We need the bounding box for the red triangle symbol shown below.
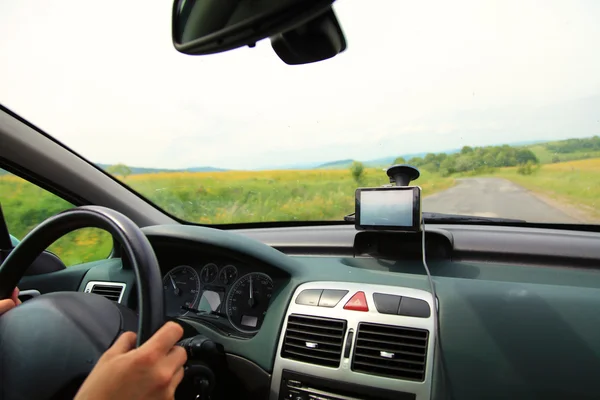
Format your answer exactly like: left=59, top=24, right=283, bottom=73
left=344, top=291, right=369, bottom=312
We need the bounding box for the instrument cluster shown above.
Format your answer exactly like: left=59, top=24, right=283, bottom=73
left=162, top=260, right=274, bottom=334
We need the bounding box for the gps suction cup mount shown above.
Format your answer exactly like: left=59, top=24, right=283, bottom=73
left=386, top=164, right=420, bottom=187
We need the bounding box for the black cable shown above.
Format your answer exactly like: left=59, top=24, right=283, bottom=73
left=421, top=219, right=453, bottom=400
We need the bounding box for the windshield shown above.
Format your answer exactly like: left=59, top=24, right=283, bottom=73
left=1, top=0, right=599, bottom=225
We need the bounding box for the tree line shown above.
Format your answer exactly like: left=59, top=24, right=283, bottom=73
left=546, top=136, right=600, bottom=154
left=393, top=145, right=539, bottom=177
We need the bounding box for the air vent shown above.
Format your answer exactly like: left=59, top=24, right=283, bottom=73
left=281, top=314, right=347, bottom=368
left=85, top=282, right=126, bottom=303
left=352, top=322, right=428, bottom=381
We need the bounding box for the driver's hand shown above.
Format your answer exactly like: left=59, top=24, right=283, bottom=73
left=75, top=321, right=188, bottom=400
left=0, top=287, right=21, bottom=315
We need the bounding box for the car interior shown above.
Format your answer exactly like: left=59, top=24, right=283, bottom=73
left=1, top=0, right=600, bottom=400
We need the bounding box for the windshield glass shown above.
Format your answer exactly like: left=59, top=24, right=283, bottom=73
left=1, top=0, right=599, bottom=225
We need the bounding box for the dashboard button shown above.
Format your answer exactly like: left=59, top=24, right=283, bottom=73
left=398, top=296, right=431, bottom=318
left=295, top=289, right=323, bottom=306
left=343, top=291, right=369, bottom=312
left=318, top=289, right=348, bottom=307
left=373, top=293, right=401, bottom=315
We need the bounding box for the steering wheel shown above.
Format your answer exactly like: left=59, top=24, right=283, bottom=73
left=0, top=206, right=164, bottom=400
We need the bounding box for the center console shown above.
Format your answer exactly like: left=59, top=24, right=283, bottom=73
left=270, top=282, right=436, bottom=400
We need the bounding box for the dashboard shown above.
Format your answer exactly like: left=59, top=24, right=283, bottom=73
left=19, top=222, right=600, bottom=400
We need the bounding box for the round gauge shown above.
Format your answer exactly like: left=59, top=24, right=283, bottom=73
left=219, top=265, right=238, bottom=285
left=200, top=263, right=218, bottom=284
left=226, top=272, right=273, bottom=333
left=162, top=265, right=200, bottom=316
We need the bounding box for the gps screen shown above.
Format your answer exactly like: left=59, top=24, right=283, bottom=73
left=356, top=187, right=420, bottom=231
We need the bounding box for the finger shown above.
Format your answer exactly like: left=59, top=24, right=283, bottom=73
left=0, top=299, right=16, bottom=315
left=11, top=288, right=21, bottom=305
left=167, top=366, right=185, bottom=397
left=140, top=322, right=184, bottom=355
left=164, top=345, right=188, bottom=373
left=105, top=331, right=137, bottom=356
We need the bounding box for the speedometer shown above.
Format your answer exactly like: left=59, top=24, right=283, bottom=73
left=163, top=265, right=201, bottom=316
left=226, top=272, right=273, bottom=333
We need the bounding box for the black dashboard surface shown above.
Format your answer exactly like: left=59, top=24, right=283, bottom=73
left=233, top=223, right=600, bottom=267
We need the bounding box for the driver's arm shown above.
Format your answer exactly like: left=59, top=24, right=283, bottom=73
left=0, top=287, right=21, bottom=315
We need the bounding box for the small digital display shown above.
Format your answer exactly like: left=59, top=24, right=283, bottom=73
left=197, top=289, right=224, bottom=313
left=355, top=186, right=421, bottom=231
left=241, top=315, right=258, bottom=328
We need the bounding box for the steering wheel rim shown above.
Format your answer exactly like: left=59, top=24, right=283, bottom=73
left=0, top=205, right=163, bottom=345
left=0, top=206, right=165, bottom=400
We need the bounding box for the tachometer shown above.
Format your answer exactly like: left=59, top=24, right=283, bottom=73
left=226, top=272, right=273, bottom=333
left=163, top=265, right=201, bottom=316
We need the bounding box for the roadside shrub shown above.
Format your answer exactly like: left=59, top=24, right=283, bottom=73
left=350, top=161, right=365, bottom=183
left=517, top=160, right=538, bottom=175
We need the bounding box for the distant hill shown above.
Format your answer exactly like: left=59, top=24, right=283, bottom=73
left=184, top=166, right=228, bottom=173
left=507, top=140, right=549, bottom=147
left=266, top=162, right=325, bottom=170
left=315, top=159, right=355, bottom=169
left=315, top=155, right=433, bottom=169
left=96, top=163, right=227, bottom=175
left=96, top=164, right=172, bottom=175
left=314, top=150, right=461, bottom=170
left=362, top=157, right=396, bottom=167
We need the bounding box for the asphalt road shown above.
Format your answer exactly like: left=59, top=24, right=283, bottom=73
left=423, top=177, right=577, bottom=223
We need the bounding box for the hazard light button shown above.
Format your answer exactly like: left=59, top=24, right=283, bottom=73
left=343, top=291, right=369, bottom=312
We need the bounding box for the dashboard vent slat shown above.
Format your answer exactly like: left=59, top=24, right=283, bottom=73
left=352, top=322, right=428, bottom=381
left=88, top=283, right=125, bottom=303
left=281, top=314, right=347, bottom=368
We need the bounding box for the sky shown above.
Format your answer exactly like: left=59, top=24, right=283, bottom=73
left=1, top=0, right=599, bottom=170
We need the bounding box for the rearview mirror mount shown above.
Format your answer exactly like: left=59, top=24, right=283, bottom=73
left=270, top=8, right=346, bottom=65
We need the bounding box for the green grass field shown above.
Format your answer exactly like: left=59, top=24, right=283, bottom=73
left=125, top=168, right=454, bottom=223
left=527, top=144, right=600, bottom=164
left=0, top=174, right=113, bottom=266
left=494, top=158, right=600, bottom=219
left=1, top=168, right=454, bottom=266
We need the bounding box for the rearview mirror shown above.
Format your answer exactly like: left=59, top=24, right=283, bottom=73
left=172, top=0, right=345, bottom=63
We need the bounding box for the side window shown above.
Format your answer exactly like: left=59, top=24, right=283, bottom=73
left=0, top=169, right=112, bottom=266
